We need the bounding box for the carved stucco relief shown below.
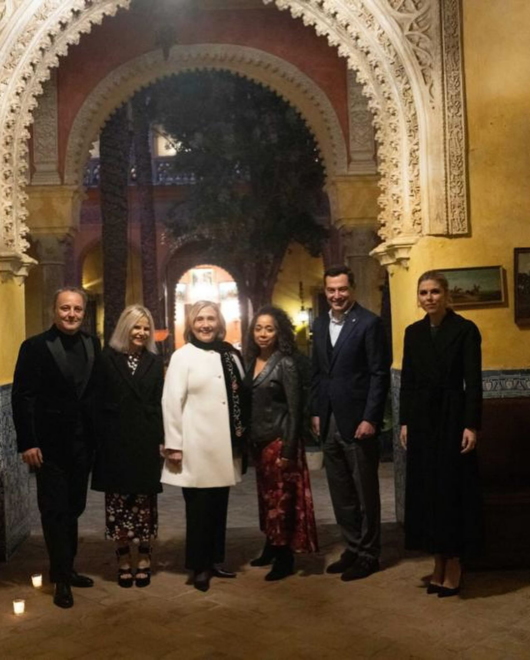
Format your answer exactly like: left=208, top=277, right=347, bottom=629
left=347, top=71, right=377, bottom=174
left=63, top=45, right=349, bottom=189
left=31, top=70, right=60, bottom=185
left=0, top=0, right=468, bottom=275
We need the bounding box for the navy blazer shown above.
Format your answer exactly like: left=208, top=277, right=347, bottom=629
left=311, top=303, right=390, bottom=441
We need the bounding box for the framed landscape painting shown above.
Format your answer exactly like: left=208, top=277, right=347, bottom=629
left=440, top=266, right=505, bottom=307
left=514, top=248, right=530, bottom=324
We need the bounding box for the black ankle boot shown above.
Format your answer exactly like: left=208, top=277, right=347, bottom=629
left=250, top=539, right=276, bottom=567
left=265, top=546, right=294, bottom=581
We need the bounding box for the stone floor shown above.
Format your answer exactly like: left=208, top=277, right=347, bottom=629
left=1, top=464, right=530, bottom=659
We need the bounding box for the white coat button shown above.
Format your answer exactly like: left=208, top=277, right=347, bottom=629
left=222, top=401, right=226, bottom=405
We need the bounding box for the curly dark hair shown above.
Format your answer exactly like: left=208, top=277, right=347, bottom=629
left=246, top=305, right=296, bottom=361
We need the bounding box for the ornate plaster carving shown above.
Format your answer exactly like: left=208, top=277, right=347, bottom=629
left=64, top=45, right=349, bottom=189
left=0, top=0, right=468, bottom=273
left=346, top=71, right=377, bottom=175
left=31, top=70, right=60, bottom=185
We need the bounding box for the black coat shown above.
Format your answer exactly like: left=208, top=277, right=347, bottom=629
left=311, top=303, right=390, bottom=441
left=400, top=309, right=483, bottom=557
left=12, top=325, right=100, bottom=458
left=91, top=347, right=164, bottom=495
left=246, top=352, right=301, bottom=460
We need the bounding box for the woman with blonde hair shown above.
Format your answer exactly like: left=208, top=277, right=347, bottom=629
left=92, top=305, right=164, bottom=588
left=400, top=271, right=483, bottom=597
left=162, top=301, right=249, bottom=592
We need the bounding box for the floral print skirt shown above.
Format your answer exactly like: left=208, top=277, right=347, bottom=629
left=105, top=493, right=158, bottom=544
left=253, top=438, right=318, bottom=553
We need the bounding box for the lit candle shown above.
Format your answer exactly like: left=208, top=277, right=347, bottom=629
left=31, top=573, right=42, bottom=588
left=13, top=599, right=25, bottom=615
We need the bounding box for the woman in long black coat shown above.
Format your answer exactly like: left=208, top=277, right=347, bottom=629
left=399, top=270, right=483, bottom=598
left=92, top=305, right=164, bottom=588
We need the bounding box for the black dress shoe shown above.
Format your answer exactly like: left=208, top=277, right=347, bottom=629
left=211, top=566, right=236, bottom=579
left=70, top=571, right=94, bottom=588
left=326, top=551, right=357, bottom=574
left=193, top=570, right=210, bottom=592
left=54, top=582, right=74, bottom=609
left=341, top=557, right=379, bottom=582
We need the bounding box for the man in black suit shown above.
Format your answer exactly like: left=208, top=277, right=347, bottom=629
left=311, top=265, right=390, bottom=580
left=12, top=287, right=100, bottom=608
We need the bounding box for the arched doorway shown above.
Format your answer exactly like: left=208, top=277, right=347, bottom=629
left=173, top=264, right=241, bottom=350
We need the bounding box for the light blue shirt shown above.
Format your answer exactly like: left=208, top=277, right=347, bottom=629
left=328, top=305, right=353, bottom=347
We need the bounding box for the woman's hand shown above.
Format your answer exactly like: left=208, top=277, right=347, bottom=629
left=399, top=425, right=408, bottom=450
left=461, top=428, right=477, bottom=454
left=277, top=457, right=292, bottom=469
left=165, top=449, right=183, bottom=465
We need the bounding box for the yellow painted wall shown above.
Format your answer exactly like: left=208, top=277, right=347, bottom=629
left=82, top=242, right=143, bottom=342
left=273, top=242, right=324, bottom=352
left=0, top=280, right=26, bottom=385
left=390, top=0, right=530, bottom=370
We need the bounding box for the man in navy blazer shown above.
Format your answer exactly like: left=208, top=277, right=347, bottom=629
left=311, top=265, right=390, bottom=580
left=12, top=287, right=100, bottom=608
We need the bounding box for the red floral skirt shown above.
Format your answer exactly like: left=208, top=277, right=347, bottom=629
left=253, top=438, right=318, bottom=553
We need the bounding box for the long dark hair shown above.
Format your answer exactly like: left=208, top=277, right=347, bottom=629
left=246, top=305, right=296, bottom=361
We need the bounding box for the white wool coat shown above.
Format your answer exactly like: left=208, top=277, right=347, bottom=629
left=161, top=343, right=243, bottom=488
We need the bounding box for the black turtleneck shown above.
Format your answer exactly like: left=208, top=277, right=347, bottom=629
left=57, top=329, right=87, bottom=393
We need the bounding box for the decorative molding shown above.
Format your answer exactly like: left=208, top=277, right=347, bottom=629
left=0, top=0, right=132, bottom=257
left=441, top=0, right=468, bottom=236
left=482, top=370, right=530, bottom=399
left=370, top=234, right=420, bottom=267
left=0, top=250, right=36, bottom=284
left=346, top=71, right=377, bottom=174
left=64, top=45, right=349, bottom=190
left=31, top=70, right=61, bottom=185
left=0, top=0, right=468, bottom=270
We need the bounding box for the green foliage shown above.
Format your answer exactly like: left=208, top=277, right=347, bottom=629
left=148, top=71, right=328, bottom=300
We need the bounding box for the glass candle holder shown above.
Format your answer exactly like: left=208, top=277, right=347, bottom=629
left=13, top=599, right=25, bottom=615
left=31, top=573, right=42, bottom=588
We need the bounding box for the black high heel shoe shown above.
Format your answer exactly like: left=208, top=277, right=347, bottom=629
left=438, top=584, right=461, bottom=598
left=135, top=545, right=151, bottom=588
left=116, top=546, right=134, bottom=589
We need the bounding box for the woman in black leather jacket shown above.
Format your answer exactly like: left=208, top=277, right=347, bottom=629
left=245, top=306, right=318, bottom=580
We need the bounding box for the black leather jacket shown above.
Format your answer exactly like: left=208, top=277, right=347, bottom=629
left=246, top=352, right=301, bottom=460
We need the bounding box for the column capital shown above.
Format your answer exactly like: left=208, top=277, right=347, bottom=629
left=370, top=234, right=420, bottom=267
left=325, top=174, right=380, bottom=228
left=0, top=251, right=37, bottom=285
left=26, top=185, right=84, bottom=236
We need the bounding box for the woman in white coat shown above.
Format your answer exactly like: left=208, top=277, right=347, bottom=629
left=162, top=301, right=249, bottom=592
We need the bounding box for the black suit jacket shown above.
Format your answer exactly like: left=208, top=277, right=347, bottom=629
left=311, top=303, right=390, bottom=441
left=91, top=347, right=164, bottom=494
left=11, top=325, right=101, bottom=456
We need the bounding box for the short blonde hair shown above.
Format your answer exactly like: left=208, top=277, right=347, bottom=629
left=109, top=305, right=157, bottom=354
left=184, top=300, right=226, bottom=343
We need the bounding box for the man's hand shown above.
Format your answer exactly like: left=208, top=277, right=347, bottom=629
left=22, top=447, right=43, bottom=468
left=399, top=425, right=408, bottom=450
left=461, top=428, right=477, bottom=454
left=311, top=416, right=320, bottom=436
left=165, top=449, right=183, bottom=465
left=354, top=420, right=376, bottom=440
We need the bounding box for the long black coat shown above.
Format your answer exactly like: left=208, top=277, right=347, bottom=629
left=91, top=347, right=164, bottom=495
left=400, top=309, right=483, bottom=557
left=12, top=325, right=100, bottom=459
